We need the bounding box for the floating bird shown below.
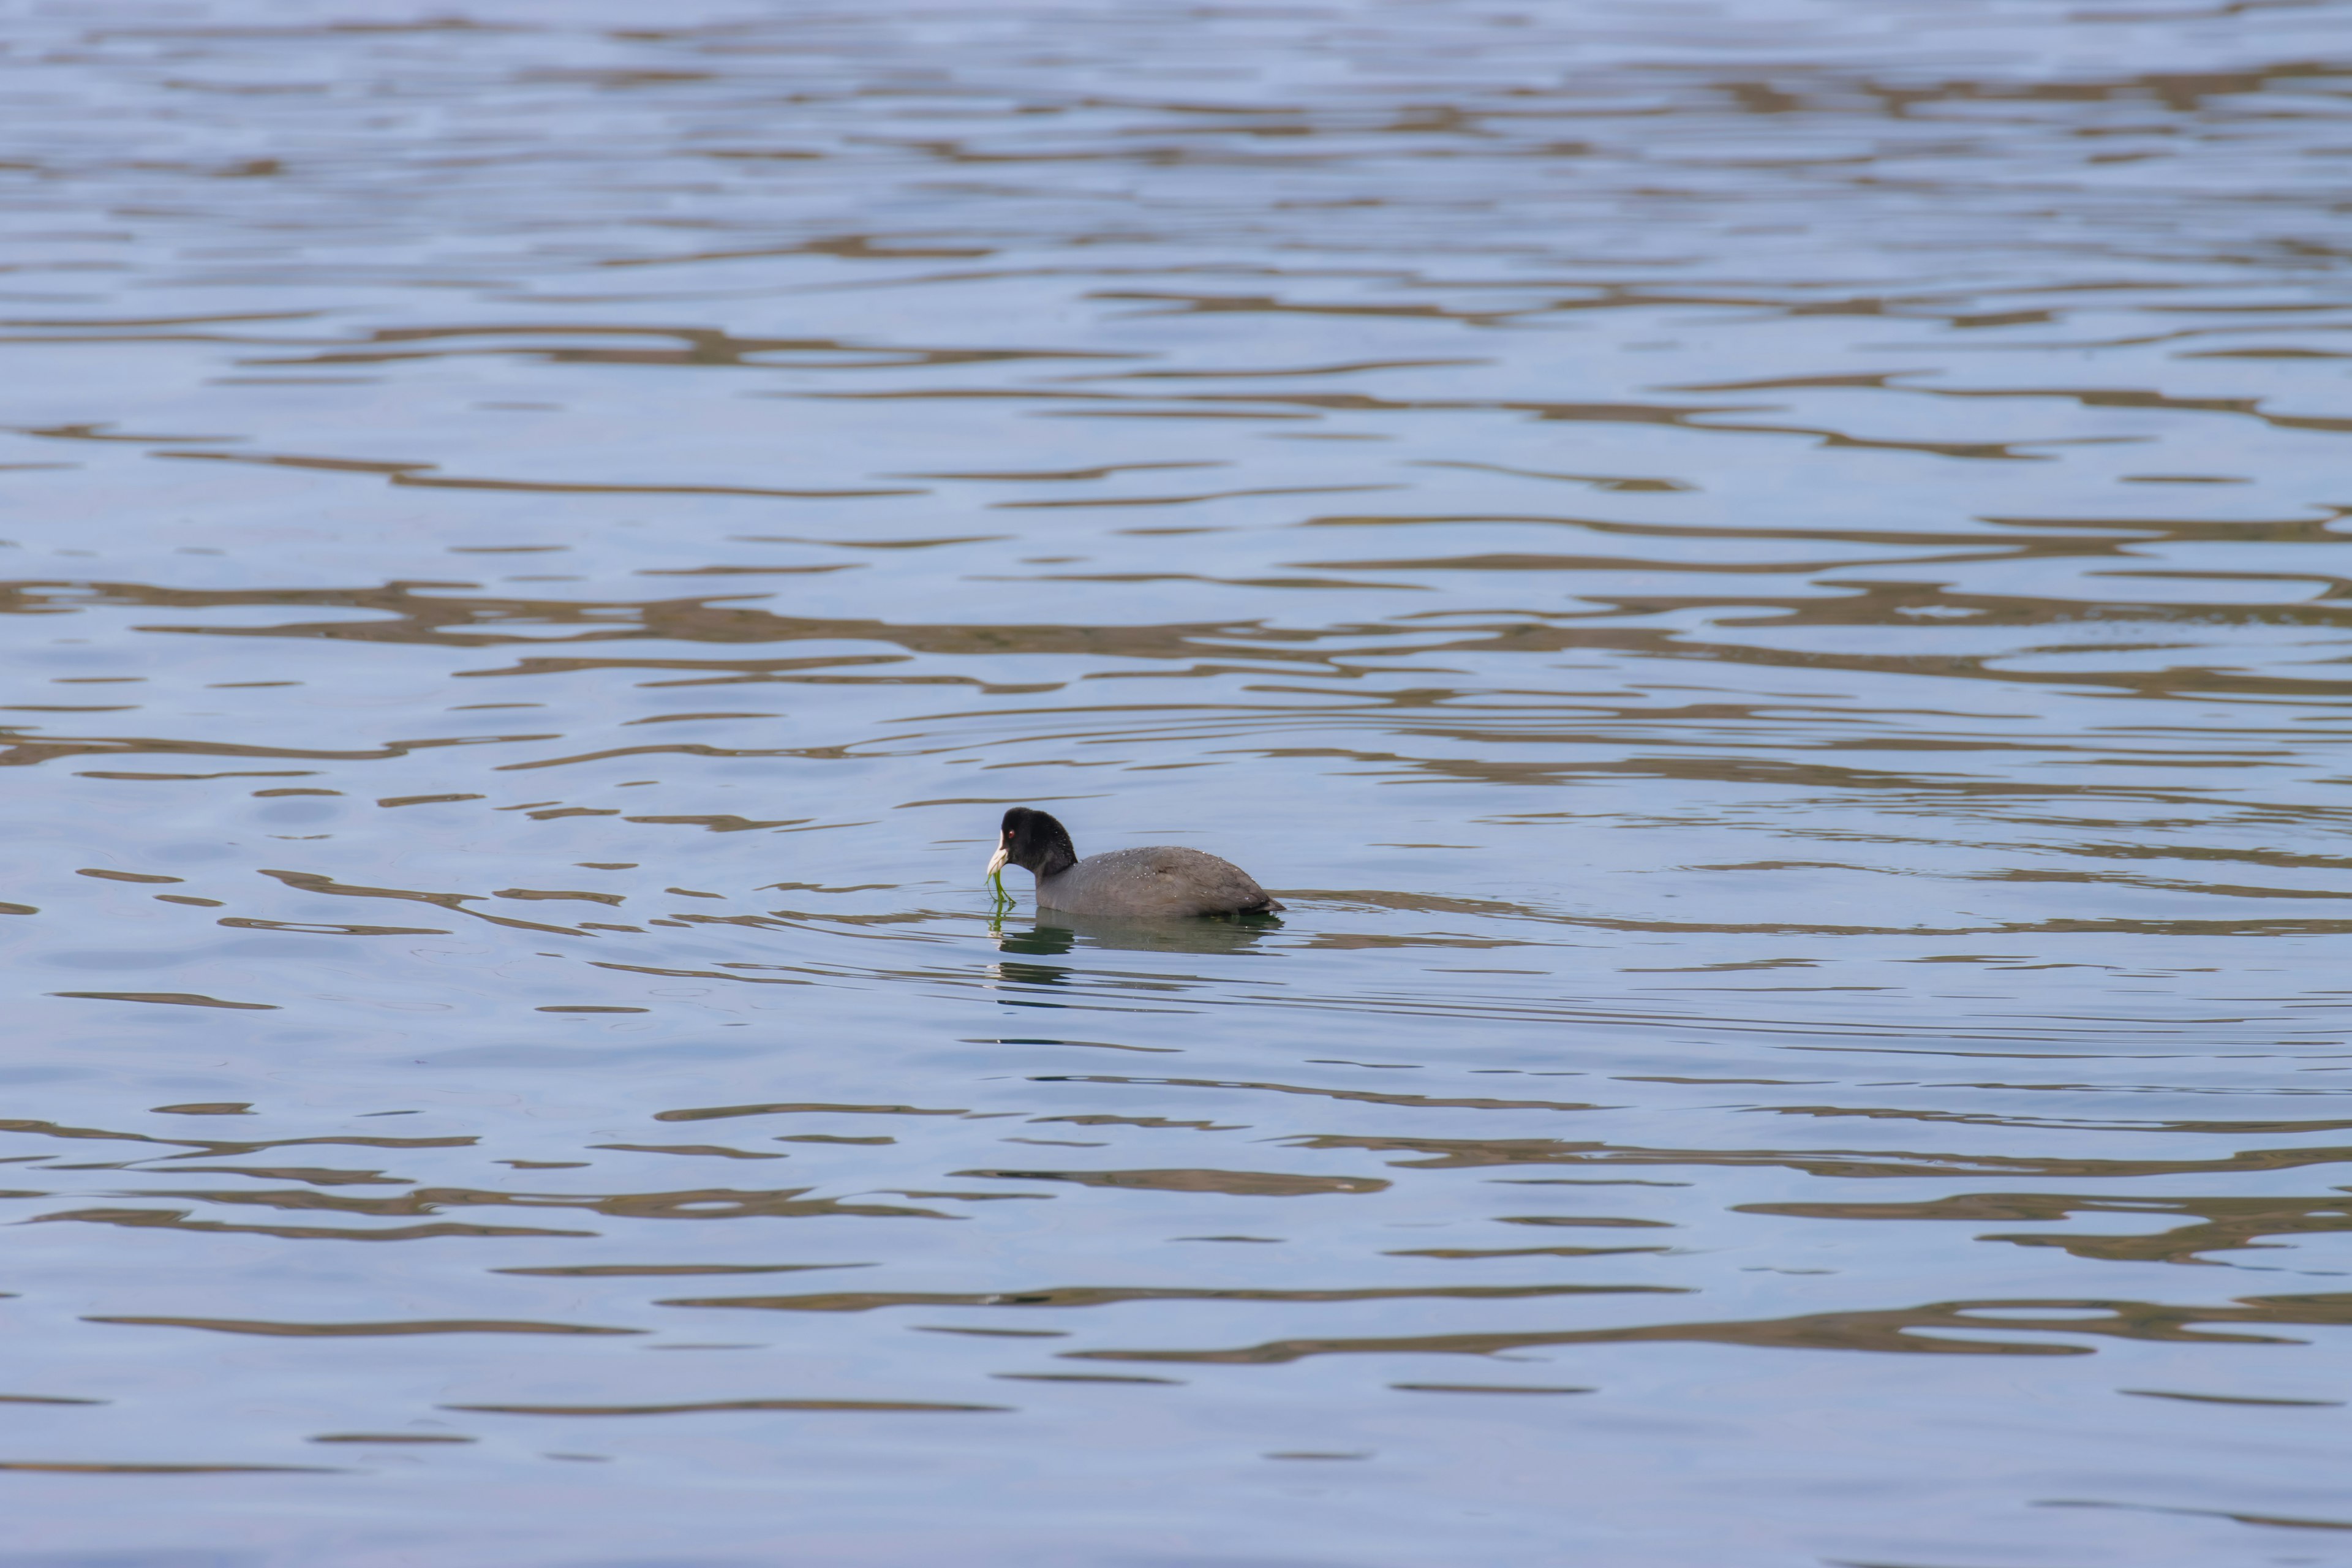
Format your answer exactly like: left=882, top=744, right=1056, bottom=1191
left=984, top=806, right=1282, bottom=918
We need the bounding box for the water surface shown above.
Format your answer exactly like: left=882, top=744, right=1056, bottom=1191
left=5, top=2, right=2352, bottom=1564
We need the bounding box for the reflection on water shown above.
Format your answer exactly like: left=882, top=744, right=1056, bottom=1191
left=5, top=0, right=2352, bottom=1562
left=994, top=910, right=1281, bottom=960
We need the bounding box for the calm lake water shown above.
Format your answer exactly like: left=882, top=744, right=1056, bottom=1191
left=5, top=2, right=2352, bottom=1564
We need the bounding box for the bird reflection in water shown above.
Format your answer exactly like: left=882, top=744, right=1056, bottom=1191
left=987, top=909, right=1283, bottom=990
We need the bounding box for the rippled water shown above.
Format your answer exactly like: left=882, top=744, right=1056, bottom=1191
left=6, top=2, right=2352, bottom=1562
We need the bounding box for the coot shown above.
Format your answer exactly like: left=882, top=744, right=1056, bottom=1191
left=984, top=806, right=1282, bottom=918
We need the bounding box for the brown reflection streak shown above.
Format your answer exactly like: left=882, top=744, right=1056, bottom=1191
left=273, top=322, right=1104, bottom=371
left=993, top=484, right=1403, bottom=510
left=1303, top=513, right=2122, bottom=556
left=216, top=919, right=449, bottom=936
left=50, top=991, right=276, bottom=1011
left=2120, top=1390, right=2344, bottom=1408
left=662, top=1282, right=1683, bottom=1312
left=1033, top=1075, right=1604, bottom=1113
left=0, top=1116, right=473, bottom=1161
left=590, top=961, right=815, bottom=988
left=0, top=1462, right=339, bottom=1474
left=1388, top=1246, right=1674, bottom=1259
left=591, top=1143, right=787, bottom=1160
left=253, top=870, right=587, bottom=937
left=154, top=450, right=918, bottom=500
left=1753, top=1105, right=2352, bottom=1135
left=804, top=378, right=2087, bottom=459
left=894, top=462, right=1226, bottom=482
left=157, top=1167, right=405, bottom=1186
left=1284, top=1133, right=2352, bottom=1181
left=1065, top=1291, right=2352, bottom=1366
left=496, top=1263, right=873, bottom=1277
left=655, top=1102, right=969, bottom=1123
left=100, top=1185, right=954, bottom=1221
left=2041, top=1499, right=2352, bottom=1534
left=951, top=1169, right=1385, bottom=1196
left=86, top=1316, right=640, bottom=1336
left=495, top=743, right=795, bottom=773
left=1289, top=549, right=2015, bottom=576
left=393, top=472, right=920, bottom=500
left=493, top=888, right=624, bottom=906
left=1869, top=380, right=2352, bottom=440
left=1738, top=1191, right=2352, bottom=1265
left=446, top=1398, right=1007, bottom=1415
left=33, top=1208, right=593, bottom=1242
left=1393, top=1384, right=1594, bottom=1395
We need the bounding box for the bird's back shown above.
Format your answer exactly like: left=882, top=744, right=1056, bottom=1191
left=1038, top=844, right=1281, bottom=918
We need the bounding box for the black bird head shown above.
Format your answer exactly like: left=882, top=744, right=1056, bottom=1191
left=988, top=806, right=1079, bottom=879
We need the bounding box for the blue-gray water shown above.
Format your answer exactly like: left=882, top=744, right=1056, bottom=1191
left=5, top=2, right=2352, bottom=1564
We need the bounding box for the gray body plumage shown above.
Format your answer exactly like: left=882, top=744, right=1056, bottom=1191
left=1036, top=844, right=1282, bottom=918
